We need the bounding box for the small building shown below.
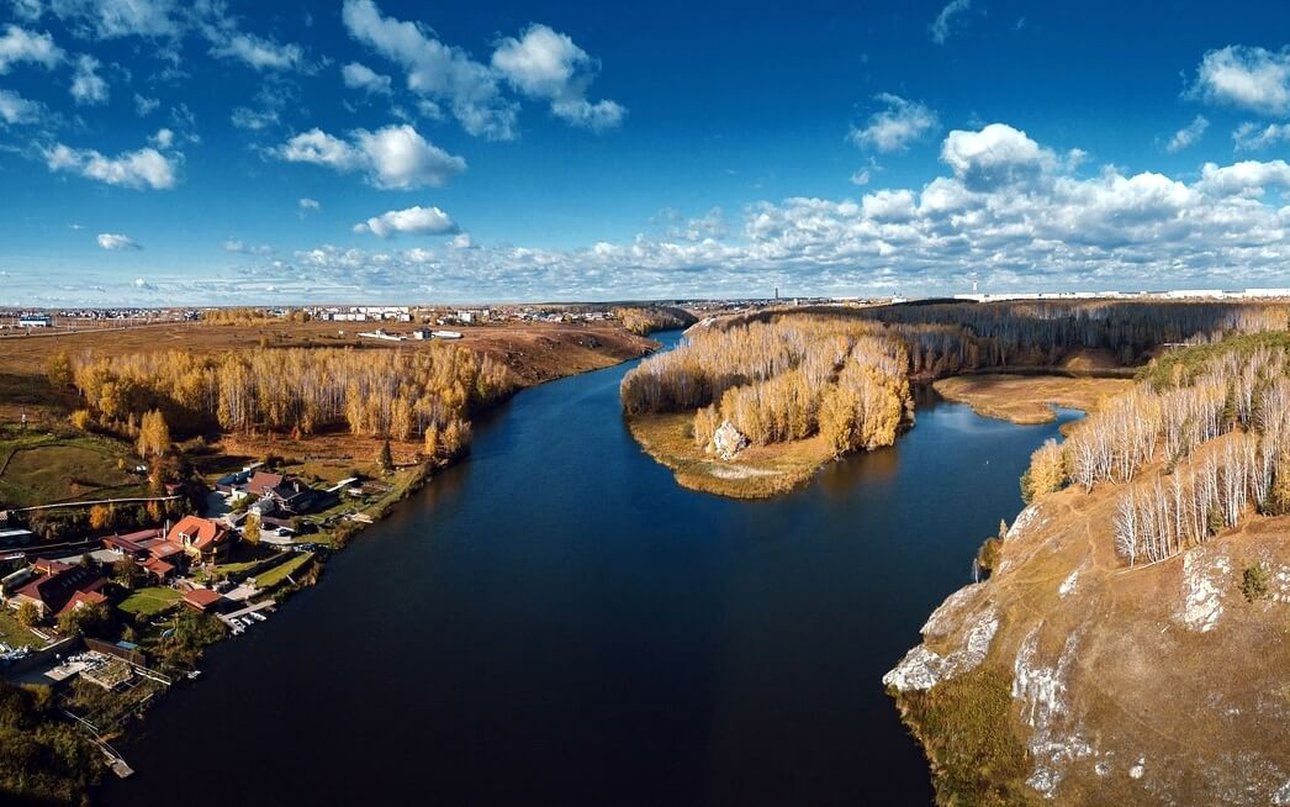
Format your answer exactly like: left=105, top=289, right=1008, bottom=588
left=215, top=469, right=252, bottom=494
left=245, top=474, right=335, bottom=516
left=57, top=590, right=108, bottom=619
left=141, top=557, right=177, bottom=584
left=18, top=314, right=52, bottom=328
left=165, top=515, right=231, bottom=564
left=103, top=529, right=162, bottom=559
left=245, top=471, right=286, bottom=498
left=181, top=588, right=225, bottom=613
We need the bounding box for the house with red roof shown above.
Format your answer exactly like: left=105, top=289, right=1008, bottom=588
left=165, top=515, right=231, bottom=564
left=9, top=561, right=106, bottom=619
left=57, top=589, right=108, bottom=619
left=245, top=471, right=286, bottom=498
left=140, top=556, right=177, bottom=583
left=181, top=588, right=225, bottom=613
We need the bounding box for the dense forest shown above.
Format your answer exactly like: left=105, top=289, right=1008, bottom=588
left=65, top=344, right=515, bottom=449
left=1016, top=332, right=1290, bottom=567
left=0, top=682, right=99, bottom=803
left=739, top=300, right=1290, bottom=375
left=621, top=317, right=914, bottom=456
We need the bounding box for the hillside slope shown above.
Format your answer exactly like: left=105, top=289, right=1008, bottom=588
left=888, top=336, right=1290, bottom=806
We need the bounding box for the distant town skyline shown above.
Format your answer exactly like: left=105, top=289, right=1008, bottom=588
left=2, top=0, right=1290, bottom=305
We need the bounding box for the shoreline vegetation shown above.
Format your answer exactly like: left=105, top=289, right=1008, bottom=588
left=620, top=300, right=1290, bottom=499
left=0, top=305, right=690, bottom=803
left=931, top=374, right=1136, bottom=426
left=621, top=315, right=915, bottom=499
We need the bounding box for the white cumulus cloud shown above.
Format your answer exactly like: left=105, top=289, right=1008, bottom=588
left=45, top=140, right=179, bottom=189
left=69, top=53, right=107, bottom=105
left=46, top=0, right=181, bottom=40
left=1166, top=115, right=1208, bottom=152
left=210, top=32, right=303, bottom=71
left=1234, top=121, right=1290, bottom=151
left=850, top=94, right=938, bottom=153
left=354, top=204, right=459, bottom=237
left=97, top=232, right=141, bottom=250
left=940, top=122, right=1058, bottom=190
left=1198, top=159, right=1290, bottom=197
left=342, top=61, right=392, bottom=95
left=231, top=106, right=278, bottom=131
left=491, top=24, right=624, bottom=131
left=0, top=88, right=41, bottom=124
left=0, top=23, right=63, bottom=72
left=276, top=123, right=465, bottom=189
left=342, top=0, right=517, bottom=139
left=1192, top=45, right=1290, bottom=115
left=134, top=93, right=159, bottom=116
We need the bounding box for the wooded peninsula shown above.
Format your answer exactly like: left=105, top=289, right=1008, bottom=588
left=619, top=300, right=1288, bottom=498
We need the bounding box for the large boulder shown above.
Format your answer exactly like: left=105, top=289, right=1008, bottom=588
left=711, top=420, right=749, bottom=460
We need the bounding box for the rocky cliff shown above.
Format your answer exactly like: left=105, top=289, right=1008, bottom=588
left=887, top=485, right=1290, bottom=806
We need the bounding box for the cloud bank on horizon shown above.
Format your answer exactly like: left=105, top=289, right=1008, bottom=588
left=1, top=0, right=1290, bottom=305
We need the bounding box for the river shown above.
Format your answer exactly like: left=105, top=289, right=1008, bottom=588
left=98, top=331, right=1077, bottom=806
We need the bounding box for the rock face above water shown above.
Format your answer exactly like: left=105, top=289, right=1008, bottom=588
left=711, top=420, right=749, bottom=460
left=888, top=488, right=1290, bottom=806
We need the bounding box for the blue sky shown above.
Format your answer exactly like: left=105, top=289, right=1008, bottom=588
left=2, top=0, right=1290, bottom=305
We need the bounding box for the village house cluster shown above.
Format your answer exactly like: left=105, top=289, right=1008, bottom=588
left=0, top=467, right=352, bottom=696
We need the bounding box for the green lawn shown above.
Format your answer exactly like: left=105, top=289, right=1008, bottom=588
left=0, top=607, right=41, bottom=648
left=117, top=586, right=181, bottom=617
left=254, top=552, right=313, bottom=590
left=0, top=432, right=146, bottom=508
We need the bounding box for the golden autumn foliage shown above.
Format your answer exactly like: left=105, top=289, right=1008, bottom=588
left=45, top=351, right=72, bottom=388
left=69, top=409, right=92, bottom=431
left=137, top=409, right=171, bottom=459
left=88, top=504, right=113, bottom=531
left=70, top=344, right=515, bottom=442
left=1020, top=439, right=1065, bottom=504
left=621, top=315, right=913, bottom=458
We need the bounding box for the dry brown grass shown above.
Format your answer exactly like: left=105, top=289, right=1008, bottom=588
left=0, top=319, right=654, bottom=452
left=897, top=473, right=1290, bottom=806
left=0, top=319, right=652, bottom=384
left=932, top=374, right=1135, bottom=425
left=626, top=413, right=836, bottom=498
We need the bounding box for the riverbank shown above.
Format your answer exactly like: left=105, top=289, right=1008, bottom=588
left=931, top=374, right=1135, bottom=425
left=625, top=413, right=836, bottom=499
left=0, top=318, right=663, bottom=802
left=627, top=372, right=1133, bottom=500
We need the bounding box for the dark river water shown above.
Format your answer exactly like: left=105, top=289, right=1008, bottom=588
left=99, top=332, right=1076, bottom=806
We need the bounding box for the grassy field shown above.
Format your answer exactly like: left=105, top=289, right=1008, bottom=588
left=0, top=608, right=41, bottom=648
left=932, top=374, right=1135, bottom=425
left=0, top=431, right=146, bottom=508
left=117, top=586, right=181, bottom=618
left=895, top=664, right=1038, bottom=807
left=254, top=552, right=314, bottom=590
left=627, top=413, right=836, bottom=499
